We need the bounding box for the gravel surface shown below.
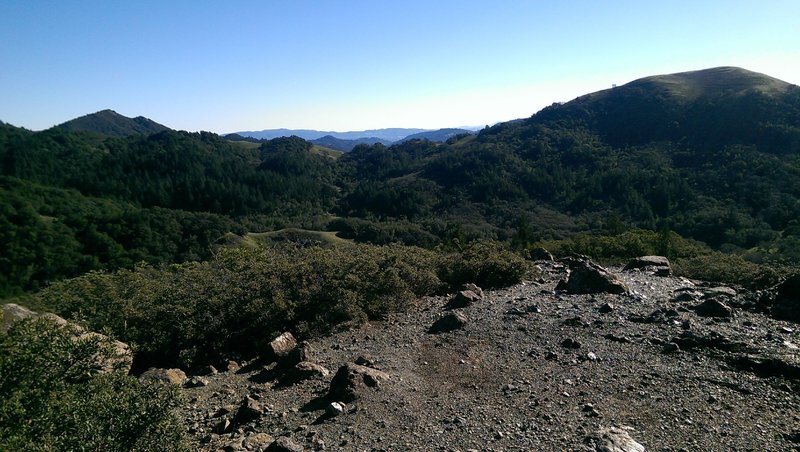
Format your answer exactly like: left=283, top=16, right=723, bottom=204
left=178, top=261, right=800, bottom=451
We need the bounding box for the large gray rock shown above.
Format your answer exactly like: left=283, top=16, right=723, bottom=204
left=774, top=274, right=800, bottom=322
left=445, top=290, right=481, bottom=309
left=2, top=303, right=132, bottom=374
left=329, top=363, right=390, bottom=402
left=2, top=303, right=38, bottom=331
left=283, top=361, right=330, bottom=384
left=265, top=437, right=304, bottom=452
left=429, top=311, right=468, bottom=333
left=694, top=297, right=734, bottom=318
left=624, top=255, right=671, bottom=276
left=586, top=426, right=645, bottom=452
left=558, top=261, right=630, bottom=295
left=530, top=247, right=555, bottom=261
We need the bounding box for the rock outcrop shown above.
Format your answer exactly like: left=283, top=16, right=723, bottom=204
left=267, top=332, right=298, bottom=361
left=586, top=426, right=645, bottom=452
left=530, top=247, right=555, bottom=261
left=624, top=255, right=671, bottom=276
left=774, top=274, right=800, bottom=322
left=2, top=303, right=132, bottom=374
left=328, top=363, right=390, bottom=402
left=429, top=311, right=468, bottom=333
left=445, top=290, right=481, bottom=309
left=558, top=260, right=630, bottom=294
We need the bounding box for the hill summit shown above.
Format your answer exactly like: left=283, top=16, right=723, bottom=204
left=56, top=109, right=170, bottom=137
left=530, top=66, right=800, bottom=149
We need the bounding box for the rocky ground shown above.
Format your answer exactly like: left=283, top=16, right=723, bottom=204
left=173, top=258, right=800, bottom=451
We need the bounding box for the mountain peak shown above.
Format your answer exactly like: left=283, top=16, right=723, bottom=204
left=56, top=109, right=170, bottom=137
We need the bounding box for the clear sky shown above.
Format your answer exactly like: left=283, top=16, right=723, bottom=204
left=1, top=1, right=799, bottom=133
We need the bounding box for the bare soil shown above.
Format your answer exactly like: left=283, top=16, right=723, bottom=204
left=179, top=261, right=800, bottom=451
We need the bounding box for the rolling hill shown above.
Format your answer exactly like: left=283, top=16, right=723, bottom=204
left=309, top=135, right=393, bottom=152
left=56, top=109, right=170, bottom=137
left=532, top=66, right=800, bottom=150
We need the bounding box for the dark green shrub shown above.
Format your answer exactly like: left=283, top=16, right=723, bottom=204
left=36, top=243, right=446, bottom=368
left=672, top=253, right=787, bottom=289
left=0, top=318, right=188, bottom=451
left=443, top=240, right=536, bottom=288
left=536, top=229, right=708, bottom=264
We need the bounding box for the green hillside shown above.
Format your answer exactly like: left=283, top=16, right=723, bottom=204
left=2, top=66, right=800, bottom=297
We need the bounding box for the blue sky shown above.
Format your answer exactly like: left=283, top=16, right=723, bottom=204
left=1, top=1, right=799, bottom=133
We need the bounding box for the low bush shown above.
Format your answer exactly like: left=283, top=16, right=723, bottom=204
left=672, top=253, right=788, bottom=289
left=442, top=240, right=537, bottom=288
left=0, top=318, right=188, bottom=451
left=536, top=229, right=706, bottom=263
left=36, top=243, right=448, bottom=369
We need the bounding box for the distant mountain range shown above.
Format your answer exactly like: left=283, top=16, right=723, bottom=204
left=396, top=128, right=475, bottom=143
left=228, top=128, right=430, bottom=142
left=308, top=135, right=394, bottom=152
left=50, top=110, right=477, bottom=151
left=56, top=109, right=169, bottom=137
left=227, top=127, right=476, bottom=151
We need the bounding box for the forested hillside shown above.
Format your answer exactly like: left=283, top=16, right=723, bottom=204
left=2, top=67, right=800, bottom=296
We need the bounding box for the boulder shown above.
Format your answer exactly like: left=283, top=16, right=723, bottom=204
left=2, top=303, right=38, bottom=331
left=243, top=433, right=274, bottom=450
left=586, top=426, right=645, bottom=452
left=460, top=283, right=484, bottom=298
left=267, top=332, right=298, bottom=360
left=139, top=367, right=188, bottom=386
left=429, top=311, right=468, bottom=333
left=702, top=286, right=738, bottom=298
left=265, top=437, right=304, bottom=452
left=623, top=255, right=671, bottom=276
left=774, top=298, right=800, bottom=323
left=559, top=261, right=630, bottom=295
left=445, top=290, right=481, bottom=309
left=529, top=247, right=555, bottom=261
left=694, top=297, right=734, bottom=318
left=778, top=274, right=800, bottom=299
left=283, top=361, right=330, bottom=383
left=774, top=274, right=800, bottom=322
left=2, top=303, right=132, bottom=374
left=234, top=396, right=263, bottom=424
left=225, top=360, right=240, bottom=373
left=329, top=363, right=390, bottom=402
left=282, top=340, right=313, bottom=367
